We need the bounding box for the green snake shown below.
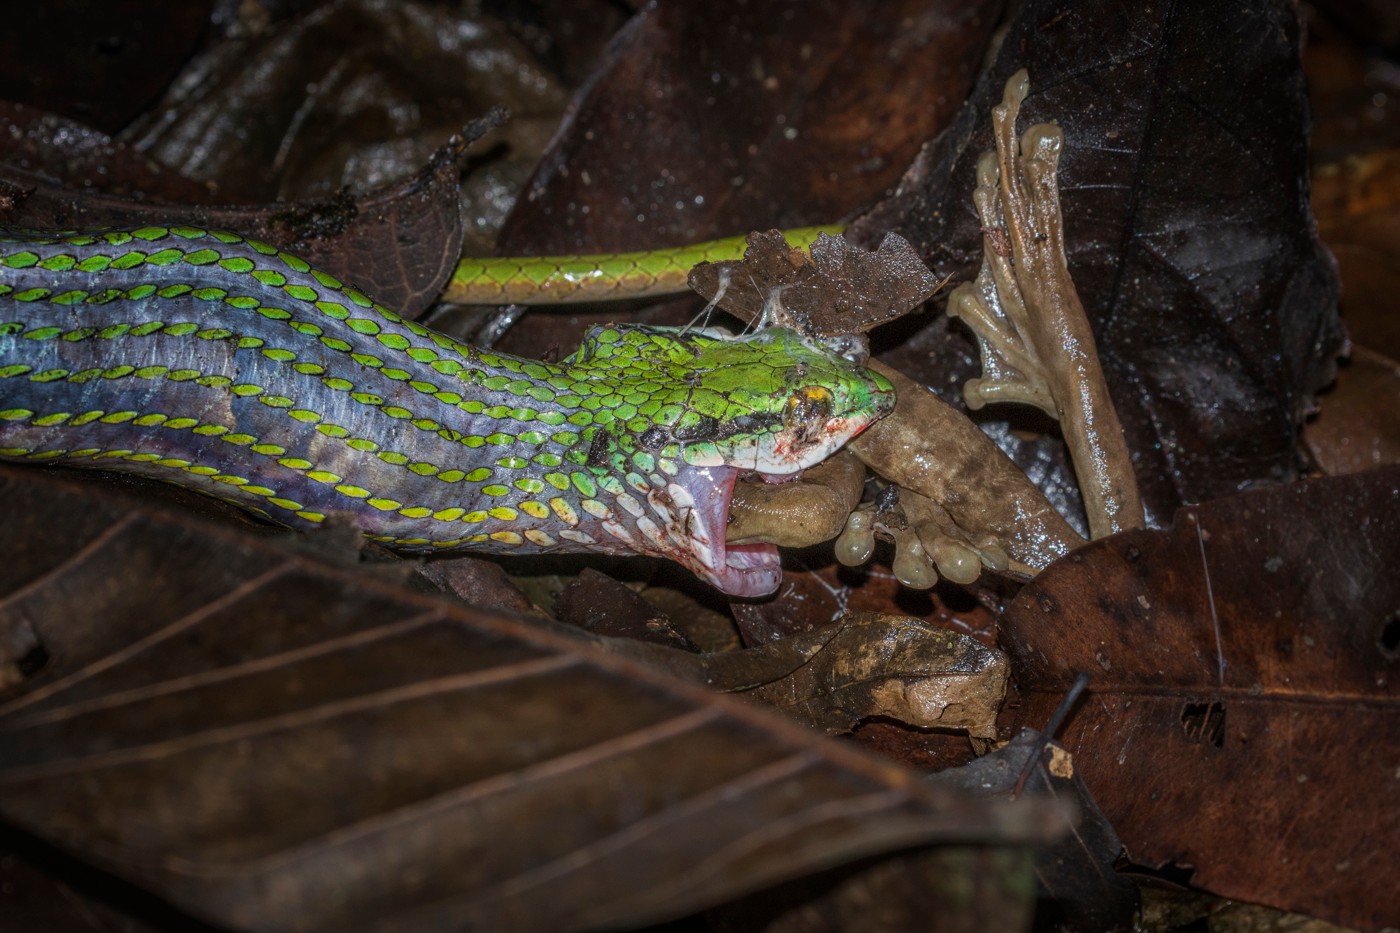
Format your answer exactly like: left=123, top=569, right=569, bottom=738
left=0, top=225, right=894, bottom=597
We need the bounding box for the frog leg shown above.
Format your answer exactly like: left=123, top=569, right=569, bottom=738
left=948, top=69, right=1143, bottom=538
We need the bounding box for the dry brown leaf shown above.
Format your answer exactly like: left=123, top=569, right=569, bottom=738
left=0, top=464, right=1065, bottom=932
left=1303, top=346, right=1400, bottom=475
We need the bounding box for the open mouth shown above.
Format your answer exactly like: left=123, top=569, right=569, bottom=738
left=663, top=463, right=783, bottom=599
left=654, top=412, right=887, bottom=598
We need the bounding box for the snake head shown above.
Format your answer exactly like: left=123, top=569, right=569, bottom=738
left=571, top=325, right=895, bottom=597
left=630, top=327, right=894, bottom=469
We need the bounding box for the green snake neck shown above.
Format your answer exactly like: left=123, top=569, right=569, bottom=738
left=0, top=226, right=893, bottom=596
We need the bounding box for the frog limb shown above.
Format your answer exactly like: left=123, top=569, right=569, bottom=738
left=837, top=475, right=1032, bottom=590
left=894, top=485, right=1022, bottom=584
left=729, top=352, right=1080, bottom=580
left=848, top=360, right=1084, bottom=574
left=947, top=69, right=1143, bottom=538
left=727, top=449, right=866, bottom=548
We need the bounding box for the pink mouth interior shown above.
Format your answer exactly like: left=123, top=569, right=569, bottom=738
left=674, top=464, right=783, bottom=599
left=666, top=412, right=884, bottom=599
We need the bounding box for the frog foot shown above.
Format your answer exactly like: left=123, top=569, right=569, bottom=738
left=946, top=70, right=1061, bottom=418
left=835, top=486, right=1027, bottom=590
left=945, top=69, right=1142, bottom=539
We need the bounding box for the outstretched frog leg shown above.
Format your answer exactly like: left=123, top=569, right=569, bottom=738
left=948, top=69, right=1143, bottom=539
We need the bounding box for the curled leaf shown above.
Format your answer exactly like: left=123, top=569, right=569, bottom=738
left=0, top=112, right=501, bottom=317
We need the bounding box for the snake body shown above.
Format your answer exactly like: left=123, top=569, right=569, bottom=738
left=447, top=226, right=841, bottom=304
left=0, top=226, right=893, bottom=597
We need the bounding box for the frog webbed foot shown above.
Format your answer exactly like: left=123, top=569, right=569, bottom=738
left=836, top=485, right=1023, bottom=591
left=945, top=69, right=1143, bottom=539
left=947, top=73, right=1063, bottom=418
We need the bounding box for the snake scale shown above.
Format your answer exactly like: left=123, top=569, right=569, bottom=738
left=0, top=226, right=894, bottom=597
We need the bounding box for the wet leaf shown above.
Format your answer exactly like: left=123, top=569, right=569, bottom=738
left=0, top=102, right=215, bottom=204
left=123, top=1, right=567, bottom=204
left=0, top=464, right=1065, bottom=932
left=857, top=0, right=1343, bottom=528
left=998, top=467, right=1400, bottom=930
left=488, top=0, right=1000, bottom=364
left=497, top=0, right=1002, bottom=255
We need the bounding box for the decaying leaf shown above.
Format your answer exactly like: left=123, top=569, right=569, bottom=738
left=687, top=230, right=942, bottom=337
left=0, top=102, right=215, bottom=205
left=554, top=567, right=701, bottom=652
left=1, top=4, right=1388, bottom=929
left=414, top=554, right=537, bottom=618
left=706, top=728, right=1131, bottom=933
left=122, top=0, right=569, bottom=205
left=547, top=593, right=1005, bottom=744
left=0, top=464, right=1065, bottom=932
left=489, top=0, right=1000, bottom=364
left=495, top=0, right=1001, bottom=255
left=928, top=730, right=1139, bottom=932
left=999, top=467, right=1400, bottom=930
left=743, top=612, right=1007, bottom=740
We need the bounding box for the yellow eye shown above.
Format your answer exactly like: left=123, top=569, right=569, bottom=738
left=783, top=385, right=834, bottom=432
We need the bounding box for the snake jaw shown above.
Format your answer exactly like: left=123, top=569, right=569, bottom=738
left=659, top=411, right=884, bottom=598
left=659, top=463, right=783, bottom=598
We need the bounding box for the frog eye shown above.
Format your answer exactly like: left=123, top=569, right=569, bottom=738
left=783, top=385, right=835, bottom=433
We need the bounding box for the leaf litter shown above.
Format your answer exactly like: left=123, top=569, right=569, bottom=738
left=0, top=0, right=1396, bottom=930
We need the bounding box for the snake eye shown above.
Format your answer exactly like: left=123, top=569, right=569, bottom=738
left=783, top=385, right=835, bottom=433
